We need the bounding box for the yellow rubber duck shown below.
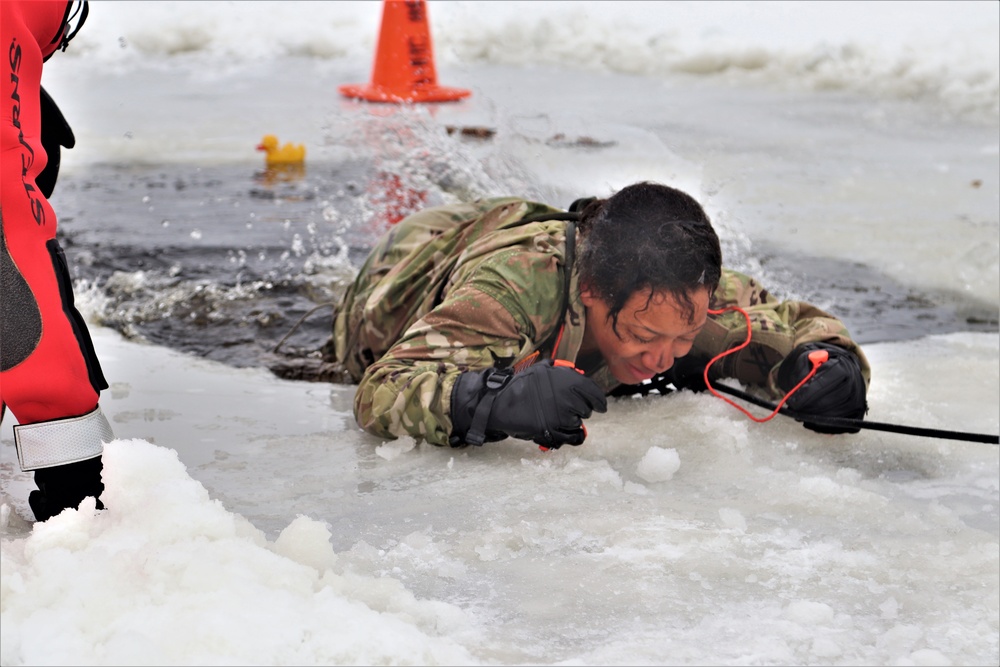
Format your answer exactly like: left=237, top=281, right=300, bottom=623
left=256, top=134, right=306, bottom=165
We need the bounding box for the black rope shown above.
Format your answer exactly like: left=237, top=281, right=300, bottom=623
left=708, top=381, right=999, bottom=445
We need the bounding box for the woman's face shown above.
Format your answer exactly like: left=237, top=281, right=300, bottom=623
left=580, top=285, right=710, bottom=385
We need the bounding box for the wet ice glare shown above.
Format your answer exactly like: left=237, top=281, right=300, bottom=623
left=2, top=329, right=997, bottom=665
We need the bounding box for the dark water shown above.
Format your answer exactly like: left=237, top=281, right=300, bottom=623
left=53, top=162, right=371, bottom=373
left=51, top=161, right=999, bottom=378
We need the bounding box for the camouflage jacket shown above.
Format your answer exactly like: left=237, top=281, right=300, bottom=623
left=330, top=198, right=871, bottom=445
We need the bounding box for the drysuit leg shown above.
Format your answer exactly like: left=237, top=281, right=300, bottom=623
left=2, top=0, right=111, bottom=519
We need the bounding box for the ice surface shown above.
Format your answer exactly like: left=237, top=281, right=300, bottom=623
left=2, top=328, right=997, bottom=665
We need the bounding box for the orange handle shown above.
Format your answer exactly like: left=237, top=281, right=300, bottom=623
left=553, top=359, right=584, bottom=374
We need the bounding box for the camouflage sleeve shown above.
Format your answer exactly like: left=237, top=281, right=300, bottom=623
left=354, top=247, right=562, bottom=445
left=692, top=268, right=871, bottom=397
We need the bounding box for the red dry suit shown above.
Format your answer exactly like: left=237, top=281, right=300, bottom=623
left=1, top=0, right=107, bottom=426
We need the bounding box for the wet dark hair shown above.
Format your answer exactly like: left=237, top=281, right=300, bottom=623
left=575, top=181, right=722, bottom=333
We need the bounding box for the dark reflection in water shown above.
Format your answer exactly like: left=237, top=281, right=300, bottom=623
left=52, top=163, right=998, bottom=379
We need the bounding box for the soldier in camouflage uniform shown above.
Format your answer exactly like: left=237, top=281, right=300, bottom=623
left=327, top=182, right=870, bottom=448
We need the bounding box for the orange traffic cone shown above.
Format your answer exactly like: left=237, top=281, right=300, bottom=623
left=340, top=0, right=471, bottom=103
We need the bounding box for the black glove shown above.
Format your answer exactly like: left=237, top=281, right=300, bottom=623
left=663, top=354, right=710, bottom=393
left=450, top=360, right=608, bottom=449
left=28, top=456, right=105, bottom=522
left=38, top=86, right=76, bottom=199
left=776, top=342, right=868, bottom=434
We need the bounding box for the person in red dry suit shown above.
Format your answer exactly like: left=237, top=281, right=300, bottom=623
left=1, top=0, right=113, bottom=522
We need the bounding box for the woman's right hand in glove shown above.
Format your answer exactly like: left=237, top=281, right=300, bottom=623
left=450, top=359, right=608, bottom=448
